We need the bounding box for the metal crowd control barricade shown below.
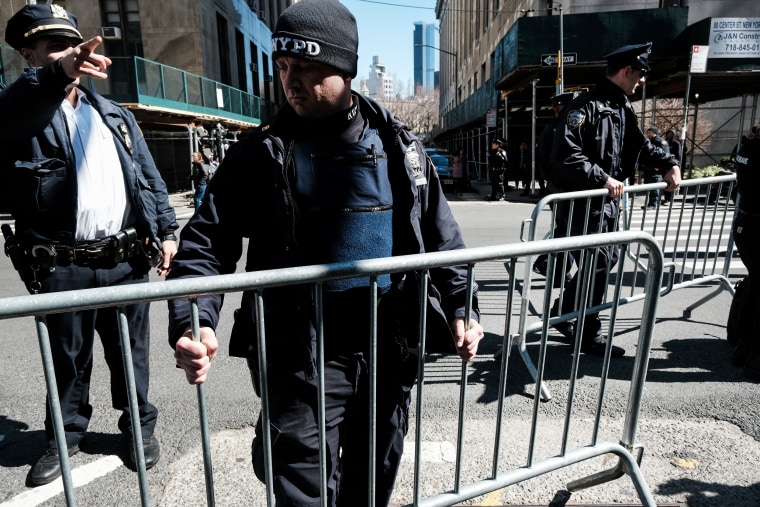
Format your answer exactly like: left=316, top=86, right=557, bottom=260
left=0, top=231, right=664, bottom=506
left=515, top=175, right=739, bottom=398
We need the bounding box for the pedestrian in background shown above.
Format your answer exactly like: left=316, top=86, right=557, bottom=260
left=452, top=146, right=466, bottom=196
left=662, top=128, right=682, bottom=204
left=1, top=4, right=177, bottom=485
left=517, top=141, right=534, bottom=196
left=488, top=138, right=508, bottom=201
left=168, top=1, right=484, bottom=505
left=191, top=151, right=210, bottom=210
left=730, top=124, right=760, bottom=381
left=550, top=42, right=681, bottom=357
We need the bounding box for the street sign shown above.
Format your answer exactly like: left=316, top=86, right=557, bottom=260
left=540, top=53, right=577, bottom=67
left=486, top=108, right=497, bottom=128
left=690, top=45, right=710, bottom=73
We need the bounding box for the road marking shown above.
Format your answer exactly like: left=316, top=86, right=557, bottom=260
left=401, top=441, right=456, bottom=463
left=0, top=455, right=122, bottom=507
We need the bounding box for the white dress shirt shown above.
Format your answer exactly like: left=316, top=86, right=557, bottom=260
left=62, top=88, right=131, bottom=241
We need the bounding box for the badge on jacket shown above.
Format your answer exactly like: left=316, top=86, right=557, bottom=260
left=406, top=145, right=427, bottom=186
left=566, top=110, right=586, bottom=130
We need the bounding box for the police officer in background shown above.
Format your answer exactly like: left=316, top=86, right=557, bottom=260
left=640, top=127, right=670, bottom=208
left=488, top=137, right=509, bottom=201
left=168, top=0, right=484, bottom=505
left=532, top=91, right=583, bottom=283
left=1, top=4, right=177, bottom=485
left=731, top=124, right=760, bottom=381
left=550, top=42, right=681, bottom=357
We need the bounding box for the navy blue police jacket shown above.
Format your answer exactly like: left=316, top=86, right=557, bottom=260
left=552, top=78, right=678, bottom=192
left=0, top=61, right=178, bottom=245
left=167, top=94, right=479, bottom=364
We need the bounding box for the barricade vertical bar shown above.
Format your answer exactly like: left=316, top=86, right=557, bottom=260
left=35, top=316, right=77, bottom=507
left=412, top=270, right=430, bottom=506
left=591, top=244, right=628, bottom=445
left=313, top=284, right=329, bottom=507
left=115, top=306, right=150, bottom=506
left=455, top=375, right=468, bottom=487
left=452, top=265, right=477, bottom=484
left=622, top=241, right=663, bottom=446
left=253, top=289, right=276, bottom=506
left=493, top=258, right=517, bottom=475
left=190, top=298, right=215, bottom=506
left=528, top=253, right=560, bottom=465
left=369, top=276, right=379, bottom=507
left=560, top=252, right=594, bottom=456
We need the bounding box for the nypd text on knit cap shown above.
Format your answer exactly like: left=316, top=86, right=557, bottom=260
left=271, top=0, right=359, bottom=78
left=272, top=37, right=322, bottom=57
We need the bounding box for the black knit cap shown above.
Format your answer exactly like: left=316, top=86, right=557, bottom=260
left=272, top=0, right=359, bottom=78
left=5, top=4, right=83, bottom=51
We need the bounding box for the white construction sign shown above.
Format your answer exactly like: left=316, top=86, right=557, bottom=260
left=708, top=18, right=760, bottom=58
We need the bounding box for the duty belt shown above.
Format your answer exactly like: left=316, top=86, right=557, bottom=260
left=31, top=227, right=142, bottom=266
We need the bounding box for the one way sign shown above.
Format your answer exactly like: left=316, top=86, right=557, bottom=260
left=540, top=53, right=578, bottom=66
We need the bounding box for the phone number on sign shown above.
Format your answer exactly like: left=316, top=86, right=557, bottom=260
left=723, top=43, right=760, bottom=52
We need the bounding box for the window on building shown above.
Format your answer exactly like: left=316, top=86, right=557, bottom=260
left=216, top=13, right=232, bottom=86
left=235, top=29, right=247, bottom=92
left=99, top=0, right=143, bottom=58
left=474, top=71, right=478, bottom=90
left=482, top=62, right=487, bottom=83
left=484, top=0, right=489, bottom=31
left=262, top=53, right=273, bottom=103
left=250, top=42, right=260, bottom=97
left=99, top=0, right=142, bottom=96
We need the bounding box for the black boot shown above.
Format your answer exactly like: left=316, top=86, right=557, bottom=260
left=30, top=445, right=79, bottom=486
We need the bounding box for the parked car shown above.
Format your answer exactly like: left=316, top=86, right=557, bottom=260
left=429, top=153, right=454, bottom=188
left=425, top=147, right=450, bottom=157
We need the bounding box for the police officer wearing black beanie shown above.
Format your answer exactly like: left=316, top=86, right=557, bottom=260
left=168, top=0, right=484, bottom=505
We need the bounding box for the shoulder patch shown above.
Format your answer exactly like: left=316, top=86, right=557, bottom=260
left=566, top=110, right=586, bottom=130
left=405, top=144, right=427, bottom=186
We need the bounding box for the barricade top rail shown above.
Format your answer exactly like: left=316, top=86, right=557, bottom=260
left=525, top=174, right=738, bottom=242
left=0, top=230, right=660, bottom=320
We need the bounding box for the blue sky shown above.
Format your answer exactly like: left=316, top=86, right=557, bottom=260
left=340, top=0, right=439, bottom=94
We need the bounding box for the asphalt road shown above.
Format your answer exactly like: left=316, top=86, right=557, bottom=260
left=0, top=185, right=758, bottom=507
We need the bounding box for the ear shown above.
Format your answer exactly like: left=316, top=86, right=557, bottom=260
left=19, top=47, right=34, bottom=65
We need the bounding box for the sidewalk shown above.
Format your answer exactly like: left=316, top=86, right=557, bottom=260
left=169, top=191, right=196, bottom=220
left=451, top=179, right=547, bottom=204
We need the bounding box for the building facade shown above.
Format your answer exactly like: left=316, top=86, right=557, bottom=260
left=433, top=0, right=760, bottom=172
left=366, top=55, right=396, bottom=100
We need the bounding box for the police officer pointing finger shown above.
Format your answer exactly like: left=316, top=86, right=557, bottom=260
left=1, top=4, right=178, bottom=485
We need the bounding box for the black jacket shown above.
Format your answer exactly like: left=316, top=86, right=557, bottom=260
left=551, top=78, right=678, bottom=192
left=167, top=94, right=479, bottom=361
left=489, top=148, right=508, bottom=172
left=0, top=62, right=178, bottom=245
left=735, top=136, right=759, bottom=214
